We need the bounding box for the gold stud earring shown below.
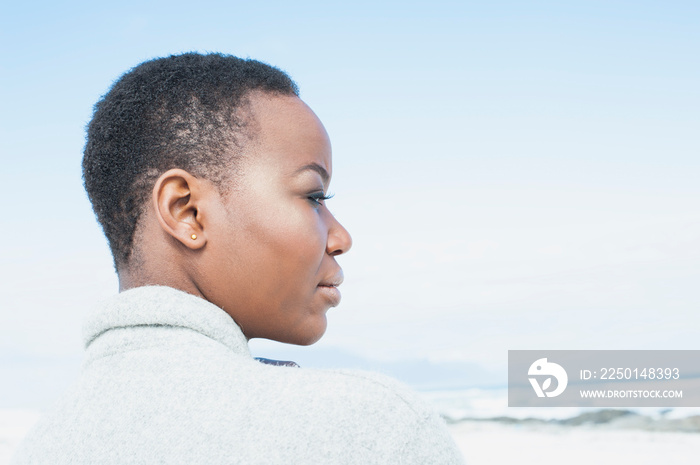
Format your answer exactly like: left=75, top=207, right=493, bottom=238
left=191, top=234, right=197, bottom=240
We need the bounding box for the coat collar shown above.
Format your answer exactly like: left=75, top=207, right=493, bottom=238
left=83, top=285, right=251, bottom=357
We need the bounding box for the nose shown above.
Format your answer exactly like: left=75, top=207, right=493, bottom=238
left=326, top=213, right=352, bottom=256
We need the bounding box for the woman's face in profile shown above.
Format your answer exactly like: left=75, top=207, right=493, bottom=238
left=198, top=94, right=352, bottom=345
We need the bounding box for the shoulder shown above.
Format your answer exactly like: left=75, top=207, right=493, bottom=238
left=302, top=367, right=436, bottom=417
left=246, top=366, right=466, bottom=464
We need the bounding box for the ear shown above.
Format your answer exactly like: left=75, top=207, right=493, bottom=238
left=152, top=169, right=208, bottom=250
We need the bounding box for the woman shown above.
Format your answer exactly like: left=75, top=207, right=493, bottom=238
left=11, top=53, right=465, bottom=464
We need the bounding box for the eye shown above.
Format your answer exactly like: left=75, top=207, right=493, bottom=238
left=307, top=192, right=334, bottom=207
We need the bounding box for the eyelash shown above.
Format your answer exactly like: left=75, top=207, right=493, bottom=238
left=308, top=192, right=334, bottom=206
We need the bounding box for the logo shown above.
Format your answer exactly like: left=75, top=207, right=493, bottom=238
left=528, top=358, right=568, bottom=397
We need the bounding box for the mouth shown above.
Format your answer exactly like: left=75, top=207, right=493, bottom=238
left=316, top=284, right=341, bottom=307
left=317, top=271, right=344, bottom=307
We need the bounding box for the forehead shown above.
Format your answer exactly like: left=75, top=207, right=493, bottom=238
left=244, top=93, right=332, bottom=177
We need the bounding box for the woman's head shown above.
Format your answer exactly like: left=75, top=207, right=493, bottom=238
left=83, top=53, right=352, bottom=345
left=83, top=52, right=299, bottom=268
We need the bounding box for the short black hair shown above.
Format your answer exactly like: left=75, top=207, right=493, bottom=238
left=82, top=52, right=299, bottom=269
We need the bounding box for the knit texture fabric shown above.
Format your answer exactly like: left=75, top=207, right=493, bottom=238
left=11, top=286, right=465, bottom=464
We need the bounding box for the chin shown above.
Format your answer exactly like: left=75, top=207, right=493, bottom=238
left=285, top=317, right=328, bottom=346
left=293, top=332, right=324, bottom=346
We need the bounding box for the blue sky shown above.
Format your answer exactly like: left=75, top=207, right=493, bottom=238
left=1, top=1, right=699, bottom=407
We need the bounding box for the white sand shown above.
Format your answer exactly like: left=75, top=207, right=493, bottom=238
left=0, top=410, right=40, bottom=465
left=449, top=421, right=700, bottom=465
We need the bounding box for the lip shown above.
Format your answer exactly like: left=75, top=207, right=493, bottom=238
left=317, top=270, right=344, bottom=307
left=319, top=269, right=344, bottom=288
left=316, top=284, right=342, bottom=307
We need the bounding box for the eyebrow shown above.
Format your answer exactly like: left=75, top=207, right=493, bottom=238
left=294, top=163, right=330, bottom=186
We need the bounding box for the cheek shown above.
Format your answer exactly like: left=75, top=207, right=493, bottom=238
left=246, top=202, right=327, bottom=278
left=280, top=212, right=326, bottom=269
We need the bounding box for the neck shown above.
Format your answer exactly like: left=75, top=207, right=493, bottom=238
left=117, top=257, right=203, bottom=299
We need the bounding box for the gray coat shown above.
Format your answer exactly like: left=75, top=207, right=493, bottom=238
left=11, top=286, right=465, bottom=464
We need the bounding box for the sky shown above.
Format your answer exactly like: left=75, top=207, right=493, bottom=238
left=1, top=0, right=699, bottom=408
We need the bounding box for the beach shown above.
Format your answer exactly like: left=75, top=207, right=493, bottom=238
left=0, top=411, right=39, bottom=465
left=449, top=421, right=700, bottom=465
